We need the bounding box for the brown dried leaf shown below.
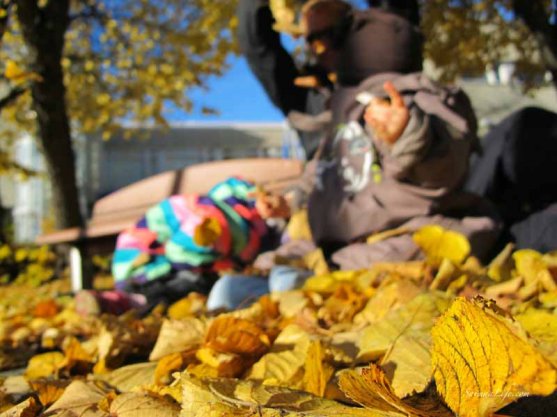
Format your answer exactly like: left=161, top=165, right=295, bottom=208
left=149, top=318, right=206, bottom=361
left=195, top=347, right=247, bottom=378
left=28, top=379, right=70, bottom=408
left=204, top=316, right=270, bottom=357
left=109, top=392, right=180, bottom=417
left=44, top=380, right=111, bottom=417
left=154, top=351, right=196, bottom=386
left=339, top=365, right=452, bottom=417
left=181, top=373, right=393, bottom=416
left=0, top=396, right=41, bottom=417
left=96, top=362, right=157, bottom=392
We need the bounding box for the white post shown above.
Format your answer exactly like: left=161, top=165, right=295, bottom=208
left=69, top=246, right=84, bottom=292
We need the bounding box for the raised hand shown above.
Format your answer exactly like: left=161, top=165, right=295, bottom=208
left=255, top=192, right=291, bottom=219
left=364, top=81, right=409, bottom=145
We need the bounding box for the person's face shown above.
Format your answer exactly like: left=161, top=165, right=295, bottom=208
left=301, top=10, right=340, bottom=72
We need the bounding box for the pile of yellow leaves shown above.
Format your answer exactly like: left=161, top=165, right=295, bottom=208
left=0, top=226, right=556, bottom=417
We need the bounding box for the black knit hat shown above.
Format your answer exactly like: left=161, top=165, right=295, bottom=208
left=335, top=8, right=423, bottom=86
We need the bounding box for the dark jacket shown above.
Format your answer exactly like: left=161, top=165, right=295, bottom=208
left=305, top=72, right=500, bottom=267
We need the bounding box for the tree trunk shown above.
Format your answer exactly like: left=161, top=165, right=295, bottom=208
left=16, top=0, right=84, bottom=229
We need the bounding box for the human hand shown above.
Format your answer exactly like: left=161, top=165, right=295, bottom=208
left=255, top=192, right=291, bottom=219
left=364, top=81, right=409, bottom=145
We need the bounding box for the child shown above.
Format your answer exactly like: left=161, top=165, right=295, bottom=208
left=76, top=177, right=279, bottom=315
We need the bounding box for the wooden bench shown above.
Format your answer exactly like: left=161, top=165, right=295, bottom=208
left=36, top=158, right=304, bottom=291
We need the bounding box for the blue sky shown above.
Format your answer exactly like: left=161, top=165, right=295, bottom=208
left=180, top=55, right=285, bottom=122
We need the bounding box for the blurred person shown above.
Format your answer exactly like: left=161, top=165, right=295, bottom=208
left=238, top=0, right=422, bottom=158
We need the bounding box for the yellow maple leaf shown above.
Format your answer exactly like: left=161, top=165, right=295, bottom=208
left=412, top=225, right=470, bottom=265
left=357, top=293, right=451, bottom=398
left=303, top=340, right=335, bottom=397
left=513, top=249, right=556, bottom=291
left=25, top=352, right=65, bottom=380
left=431, top=297, right=557, bottom=417
left=487, top=243, right=515, bottom=282
left=149, top=318, right=206, bottom=361
left=246, top=324, right=311, bottom=387
left=516, top=309, right=557, bottom=368
left=167, top=293, right=206, bottom=320
left=96, top=362, right=157, bottom=393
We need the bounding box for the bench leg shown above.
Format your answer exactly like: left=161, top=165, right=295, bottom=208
left=69, top=245, right=94, bottom=291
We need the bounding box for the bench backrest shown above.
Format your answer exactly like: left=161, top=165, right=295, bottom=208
left=36, top=158, right=304, bottom=245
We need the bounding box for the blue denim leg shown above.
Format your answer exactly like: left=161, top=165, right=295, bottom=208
left=268, top=265, right=312, bottom=293
left=206, top=274, right=269, bottom=311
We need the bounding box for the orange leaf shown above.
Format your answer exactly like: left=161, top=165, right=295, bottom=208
left=29, top=379, right=70, bottom=407
left=204, top=316, right=270, bottom=356
left=33, top=300, right=59, bottom=318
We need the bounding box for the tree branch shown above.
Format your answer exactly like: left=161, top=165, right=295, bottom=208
left=0, top=85, right=26, bottom=110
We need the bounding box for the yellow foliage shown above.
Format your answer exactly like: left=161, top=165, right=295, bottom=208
left=247, top=324, right=311, bottom=387
left=413, top=225, right=470, bottom=265
left=431, top=297, right=557, bottom=417
left=513, top=249, right=556, bottom=291
left=0, top=0, right=239, bottom=168
left=167, top=293, right=206, bottom=320
left=180, top=373, right=383, bottom=417
left=487, top=243, right=515, bottom=282
left=358, top=293, right=451, bottom=398
left=96, top=362, right=157, bottom=393
left=25, top=351, right=65, bottom=380
left=303, top=339, right=335, bottom=397
left=516, top=309, right=557, bottom=367
left=149, top=318, right=206, bottom=361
